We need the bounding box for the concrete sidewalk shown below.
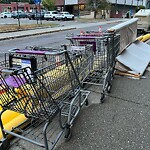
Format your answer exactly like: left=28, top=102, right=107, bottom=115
left=10, top=71, right=150, bottom=150
left=0, top=19, right=125, bottom=41
left=55, top=71, right=150, bottom=150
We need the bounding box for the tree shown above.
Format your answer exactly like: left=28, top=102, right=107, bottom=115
left=87, top=0, right=111, bottom=19
left=136, top=5, right=145, bottom=12
left=42, top=0, right=56, bottom=10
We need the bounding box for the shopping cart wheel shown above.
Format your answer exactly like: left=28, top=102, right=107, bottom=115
left=85, top=99, right=89, bottom=106
left=64, top=125, right=72, bottom=140
left=100, top=93, right=105, bottom=103
left=59, top=109, right=68, bottom=129
left=107, top=82, right=112, bottom=93
left=0, top=138, right=10, bottom=150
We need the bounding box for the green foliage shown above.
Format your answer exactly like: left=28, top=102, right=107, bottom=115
left=42, top=0, right=56, bottom=10
left=136, top=5, right=145, bottom=12
left=87, top=0, right=111, bottom=11
left=86, top=0, right=111, bottom=18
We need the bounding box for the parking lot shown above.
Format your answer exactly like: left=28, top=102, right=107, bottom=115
left=0, top=17, right=79, bottom=26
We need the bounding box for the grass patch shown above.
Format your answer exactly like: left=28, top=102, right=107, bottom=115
left=0, top=23, right=58, bottom=32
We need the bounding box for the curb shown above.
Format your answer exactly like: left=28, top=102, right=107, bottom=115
left=0, top=27, right=76, bottom=41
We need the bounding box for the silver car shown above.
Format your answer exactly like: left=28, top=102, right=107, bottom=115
left=44, top=11, right=59, bottom=21
left=0, top=12, right=12, bottom=18
left=56, top=12, right=74, bottom=21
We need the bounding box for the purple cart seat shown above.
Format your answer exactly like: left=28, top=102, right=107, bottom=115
left=0, top=76, right=26, bottom=88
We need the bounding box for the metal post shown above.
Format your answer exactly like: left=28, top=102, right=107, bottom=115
left=124, top=0, right=126, bottom=15
left=39, top=3, right=42, bottom=24
left=115, top=0, right=118, bottom=16
left=16, top=2, right=20, bottom=29
left=131, top=0, right=133, bottom=17
left=131, top=0, right=133, bottom=9
left=64, top=0, right=65, bottom=11
left=142, top=0, right=143, bottom=6
left=78, top=0, right=80, bottom=18
left=35, top=4, right=38, bottom=24
left=137, top=0, right=139, bottom=6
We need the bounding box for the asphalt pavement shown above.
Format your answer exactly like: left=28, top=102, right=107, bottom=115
left=0, top=18, right=125, bottom=41
left=2, top=18, right=150, bottom=150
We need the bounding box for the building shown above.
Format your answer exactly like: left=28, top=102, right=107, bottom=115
left=0, top=2, right=44, bottom=13
left=0, top=0, right=150, bottom=17
left=55, top=0, right=86, bottom=16
left=0, top=2, right=31, bottom=13
left=108, top=0, right=150, bottom=18
left=55, top=0, right=150, bottom=17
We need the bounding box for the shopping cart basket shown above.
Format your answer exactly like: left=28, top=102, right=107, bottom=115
left=0, top=50, right=90, bottom=150
left=62, top=44, right=94, bottom=87
left=66, top=32, right=120, bottom=103
left=0, top=53, right=9, bottom=70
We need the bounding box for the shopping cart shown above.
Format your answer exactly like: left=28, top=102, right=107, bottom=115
left=66, top=32, right=120, bottom=103
left=62, top=44, right=94, bottom=87
left=0, top=53, right=9, bottom=70
left=0, top=49, right=90, bottom=150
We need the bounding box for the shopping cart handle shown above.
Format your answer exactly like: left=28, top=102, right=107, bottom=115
left=9, top=49, right=67, bottom=55
left=8, top=48, right=20, bottom=53
left=1, top=68, right=15, bottom=75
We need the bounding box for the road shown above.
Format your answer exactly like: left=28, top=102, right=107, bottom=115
left=0, top=22, right=119, bottom=52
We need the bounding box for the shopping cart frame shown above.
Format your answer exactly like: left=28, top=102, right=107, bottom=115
left=0, top=50, right=90, bottom=150
left=66, top=32, right=120, bottom=103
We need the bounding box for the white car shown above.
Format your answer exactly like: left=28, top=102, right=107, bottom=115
left=56, top=12, right=74, bottom=21
left=44, top=11, right=59, bottom=21
left=0, top=12, right=12, bottom=18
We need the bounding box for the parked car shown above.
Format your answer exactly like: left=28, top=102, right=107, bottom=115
left=0, top=12, right=12, bottom=18
left=11, top=11, right=27, bottom=19
left=35, top=12, right=45, bottom=20
left=134, top=9, right=150, bottom=33
left=44, top=11, right=59, bottom=21
left=28, top=12, right=45, bottom=20
left=27, top=12, right=36, bottom=20
left=56, top=12, right=74, bottom=21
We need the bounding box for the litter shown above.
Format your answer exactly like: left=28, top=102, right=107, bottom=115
left=115, top=40, right=150, bottom=78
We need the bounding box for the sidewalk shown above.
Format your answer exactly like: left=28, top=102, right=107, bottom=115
left=0, top=19, right=125, bottom=41
left=10, top=71, right=150, bottom=150
left=55, top=72, right=150, bottom=150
